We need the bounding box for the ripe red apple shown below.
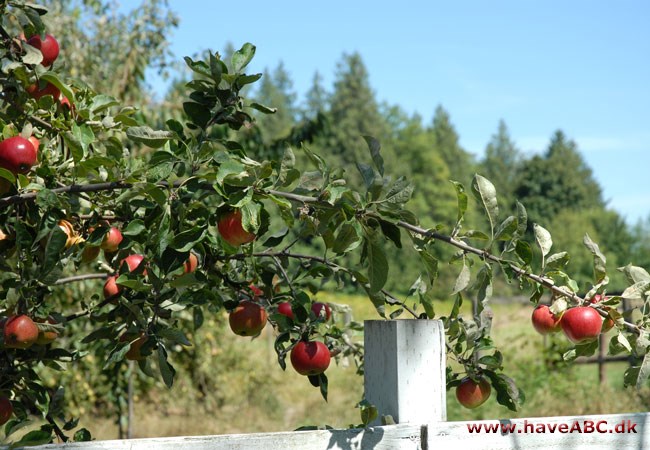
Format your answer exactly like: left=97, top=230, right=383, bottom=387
left=183, top=252, right=199, bottom=274
left=100, top=226, right=123, bottom=252
left=0, top=396, right=13, bottom=426
left=531, top=304, right=561, bottom=335
left=26, top=82, right=60, bottom=101
left=103, top=275, right=121, bottom=299
left=561, top=306, right=603, bottom=344
left=311, top=302, right=331, bottom=321
left=4, top=315, right=39, bottom=349
left=249, top=284, right=263, bottom=298
left=277, top=302, right=294, bottom=320
left=0, top=136, right=38, bottom=174
left=218, top=210, right=256, bottom=246
left=456, top=376, right=491, bottom=409
left=228, top=300, right=268, bottom=336
left=290, top=341, right=331, bottom=376
left=59, top=95, right=74, bottom=112
left=121, top=254, right=146, bottom=275
left=27, top=33, right=59, bottom=67
left=120, top=332, right=148, bottom=361
left=35, top=316, right=59, bottom=345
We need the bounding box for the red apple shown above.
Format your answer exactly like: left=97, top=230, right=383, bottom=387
left=277, top=302, right=294, bottom=320
left=456, top=376, right=491, bottom=409
left=0, top=136, right=38, bottom=174
left=290, top=340, right=331, bottom=376
left=103, top=275, right=121, bottom=299
left=120, top=332, right=148, bottom=361
left=561, top=306, right=603, bottom=344
left=26, top=82, right=60, bottom=101
left=35, top=316, right=59, bottom=345
left=183, top=252, right=199, bottom=274
left=100, top=226, right=123, bottom=252
left=0, top=396, right=13, bottom=426
left=27, top=33, right=59, bottom=67
left=218, top=210, right=256, bottom=246
left=531, top=304, right=561, bottom=335
left=228, top=300, right=267, bottom=336
left=4, top=315, right=39, bottom=349
left=311, top=302, right=331, bottom=321
left=121, top=254, right=146, bottom=275
left=249, top=284, right=263, bottom=298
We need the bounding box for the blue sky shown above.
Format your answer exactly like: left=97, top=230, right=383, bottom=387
left=122, top=0, right=650, bottom=225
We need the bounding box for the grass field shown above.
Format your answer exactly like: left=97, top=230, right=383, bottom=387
left=70, top=293, right=650, bottom=439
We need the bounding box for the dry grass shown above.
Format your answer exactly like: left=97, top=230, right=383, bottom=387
left=54, top=293, right=650, bottom=440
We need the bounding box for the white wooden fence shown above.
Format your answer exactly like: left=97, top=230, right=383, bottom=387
left=14, top=320, right=650, bottom=449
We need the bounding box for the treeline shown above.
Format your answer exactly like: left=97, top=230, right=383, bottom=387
left=243, top=53, right=648, bottom=294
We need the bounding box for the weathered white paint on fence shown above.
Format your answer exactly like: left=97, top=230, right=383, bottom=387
left=11, top=424, right=424, bottom=450
left=11, top=319, right=650, bottom=449
left=364, top=319, right=446, bottom=425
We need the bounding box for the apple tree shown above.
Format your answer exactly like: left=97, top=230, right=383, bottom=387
left=0, top=2, right=649, bottom=446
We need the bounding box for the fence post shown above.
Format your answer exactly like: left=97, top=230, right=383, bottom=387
left=364, top=319, right=446, bottom=426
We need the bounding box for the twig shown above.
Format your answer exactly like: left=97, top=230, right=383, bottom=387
left=45, top=414, right=68, bottom=443
left=54, top=273, right=107, bottom=285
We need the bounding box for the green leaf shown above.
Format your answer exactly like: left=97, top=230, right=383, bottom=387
left=39, top=227, right=67, bottom=280
left=619, top=264, right=650, bottom=284
left=158, top=328, right=192, bottom=346
left=21, top=42, right=43, bottom=65
left=183, top=56, right=211, bottom=77
left=494, top=216, right=517, bottom=242
left=240, top=202, right=261, bottom=233
left=365, top=233, right=388, bottom=294
left=249, top=102, right=277, bottom=114
left=363, top=135, right=384, bottom=176
left=484, top=371, right=525, bottom=412
left=158, top=347, right=176, bottom=388
left=545, top=252, right=570, bottom=270
left=451, top=258, right=471, bottom=295
left=471, top=174, right=499, bottom=238
left=451, top=181, right=468, bottom=233
left=183, top=102, right=211, bottom=128
left=332, top=223, right=361, bottom=255
left=583, top=233, right=607, bottom=284
left=171, top=228, right=205, bottom=252
left=122, top=219, right=146, bottom=236
left=418, top=250, right=439, bottom=286
left=89, top=94, right=119, bottom=113
left=515, top=240, right=533, bottom=265
left=378, top=220, right=401, bottom=249
left=533, top=223, right=552, bottom=259
left=126, top=126, right=175, bottom=148
left=40, top=72, right=74, bottom=102
left=515, top=201, right=528, bottom=237
left=9, top=428, right=52, bottom=447
left=231, top=43, right=256, bottom=73
left=73, top=428, right=92, bottom=442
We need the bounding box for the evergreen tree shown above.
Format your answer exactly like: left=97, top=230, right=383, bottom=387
left=514, top=130, right=604, bottom=224
left=481, top=120, right=521, bottom=213
left=428, top=105, right=475, bottom=185
left=303, top=71, right=328, bottom=119
left=321, top=52, right=390, bottom=186
left=254, top=61, right=298, bottom=144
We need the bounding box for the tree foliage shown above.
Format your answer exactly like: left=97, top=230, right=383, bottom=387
left=0, top=3, right=648, bottom=447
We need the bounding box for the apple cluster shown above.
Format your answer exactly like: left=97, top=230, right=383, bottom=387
left=531, top=294, right=614, bottom=344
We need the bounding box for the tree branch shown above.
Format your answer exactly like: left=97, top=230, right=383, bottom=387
left=0, top=179, right=186, bottom=208
left=54, top=273, right=107, bottom=285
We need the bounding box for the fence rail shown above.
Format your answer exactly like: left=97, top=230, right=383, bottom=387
left=13, top=320, right=649, bottom=450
